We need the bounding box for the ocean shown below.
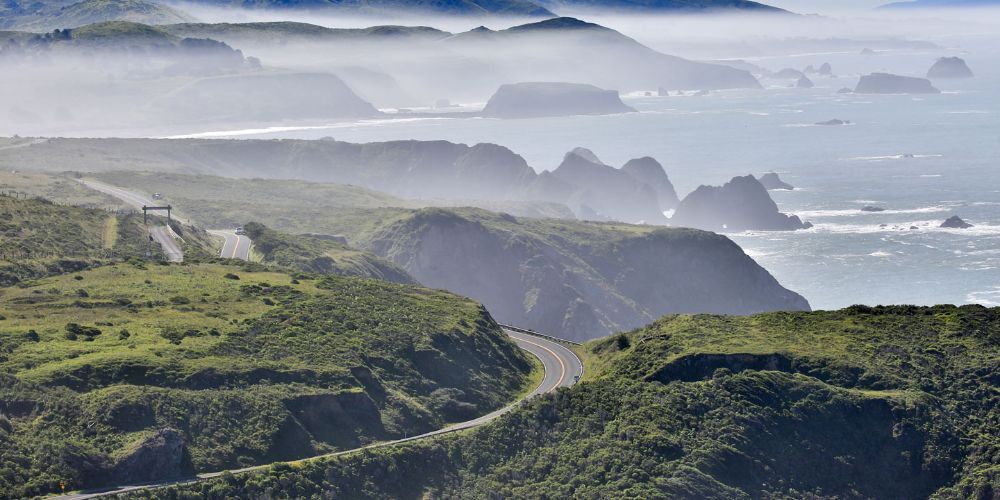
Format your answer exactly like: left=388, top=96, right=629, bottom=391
left=173, top=42, right=1000, bottom=310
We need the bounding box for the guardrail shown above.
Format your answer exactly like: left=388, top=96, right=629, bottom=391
left=499, top=324, right=581, bottom=346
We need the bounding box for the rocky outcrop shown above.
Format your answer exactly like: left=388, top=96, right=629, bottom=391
left=757, top=172, right=794, bottom=190
left=861, top=206, right=886, bottom=212
left=621, top=156, right=680, bottom=210
left=481, top=82, right=636, bottom=119
left=816, top=118, right=850, bottom=126
left=819, top=62, right=833, bottom=75
left=940, top=216, right=972, bottom=228
left=521, top=148, right=672, bottom=223
left=854, top=73, right=940, bottom=94
left=927, top=57, right=974, bottom=79
left=113, top=428, right=194, bottom=484
left=797, top=75, right=815, bottom=88
left=671, top=175, right=811, bottom=232
left=364, top=207, right=809, bottom=342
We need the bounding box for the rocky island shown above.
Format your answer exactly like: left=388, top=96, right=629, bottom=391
left=757, top=172, right=794, bottom=190
left=481, top=82, right=636, bottom=119
left=670, top=175, right=811, bottom=232
left=854, top=73, right=940, bottom=94
left=927, top=56, right=974, bottom=79
left=940, top=216, right=973, bottom=228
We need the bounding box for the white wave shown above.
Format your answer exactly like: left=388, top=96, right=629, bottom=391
left=919, top=174, right=943, bottom=178
left=805, top=220, right=1000, bottom=236
left=794, top=205, right=951, bottom=218
left=164, top=117, right=455, bottom=139
left=848, top=154, right=944, bottom=161
left=869, top=251, right=894, bottom=257
left=947, top=110, right=991, bottom=114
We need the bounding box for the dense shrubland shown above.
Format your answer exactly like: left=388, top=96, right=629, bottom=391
left=136, top=305, right=998, bottom=499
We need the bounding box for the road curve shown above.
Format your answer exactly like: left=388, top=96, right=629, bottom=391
left=207, top=230, right=251, bottom=261
left=55, top=329, right=582, bottom=499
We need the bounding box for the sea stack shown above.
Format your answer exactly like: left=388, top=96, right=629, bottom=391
left=927, top=57, right=974, bottom=79
left=854, top=73, right=940, bottom=94
left=940, top=216, right=973, bottom=229
left=670, top=175, right=811, bottom=232
left=481, top=82, right=636, bottom=119
left=757, top=172, right=794, bottom=190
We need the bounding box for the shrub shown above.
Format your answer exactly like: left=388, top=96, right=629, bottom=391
left=65, top=323, right=101, bottom=340
left=224, top=273, right=240, bottom=280
left=25, top=330, right=39, bottom=342
left=169, top=296, right=191, bottom=305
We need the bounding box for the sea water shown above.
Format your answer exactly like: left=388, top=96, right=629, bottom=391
left=178, top=43, right=1000, bottom=310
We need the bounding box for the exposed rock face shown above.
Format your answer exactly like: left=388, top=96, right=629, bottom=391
left=757, top=172, right=794, bottom=190
left=854, top=73, right=940, bottom=94
left=837, top=87, right=853, bottom=94
left=521, top=148, right=673, bottom=223
left=113, top=428, right=194, bottom=484
left=797, top=75, right=815, bottom=88
left=150, top=73, right=380, bottom=123
left=940, top=216, right=972, bottom=228
left=671, top=175, right=811, bottom=232
left=927, top=57, right=974, bottom=79
left=816, top=118, right=850, bottom=126
left=365, top=208, right=809, bottom=342
left=621, top=156, right=680, bottom=210
left=481, top=82, right=636, bottom=118
left=819, top=62, right=833, bottom=75
left=861, top=206, right=886, bottom=212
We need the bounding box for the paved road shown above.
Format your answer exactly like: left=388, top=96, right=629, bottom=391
left=149, top=226, right=183, bottom=263
left=77, top=179, right=204, bottom=263
left=56, top=329, right=583, bottom=499
left=207, top=230, right=251, bottom=261
left=77, top=179, right=191, bottom=225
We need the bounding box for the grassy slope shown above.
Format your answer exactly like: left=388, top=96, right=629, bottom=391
left=0, top=262, right=533, bottom=497
left=242, top=221, right=415, bottom=285
left=141, top=306, right=999, bottom=499
left=0, top=195, right=164, bottom=285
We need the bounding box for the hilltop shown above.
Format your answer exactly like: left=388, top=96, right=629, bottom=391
left=140, top=305, right=1000, bottom=498
left=0, top=258, right=534, bottom=497
left=0, top=194, right=217, bottom=285
left=0, top=0, right=192, bottom=31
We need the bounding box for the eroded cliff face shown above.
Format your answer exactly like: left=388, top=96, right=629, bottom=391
left=365, top=208, right=809, bottom=341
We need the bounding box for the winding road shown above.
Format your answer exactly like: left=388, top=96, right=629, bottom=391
left=57, top=328, right=583, bottom=499
left=207, top=230, right=251, bottom=261
left=77, top=179, right=251, bottom=262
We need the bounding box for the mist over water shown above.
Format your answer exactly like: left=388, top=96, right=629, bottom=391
left=3, top=6, right=998, bottom=310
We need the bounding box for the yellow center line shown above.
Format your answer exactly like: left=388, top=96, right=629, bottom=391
left=513, top=335, right=567, bottom=388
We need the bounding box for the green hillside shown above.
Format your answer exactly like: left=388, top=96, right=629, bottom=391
left=136, top=305, right=999, bottom=499
left=0, top=195, right=159, bottom=285
left=0, top=262, right=534, bottom=497
left=243, top=221, right=416, bottom=285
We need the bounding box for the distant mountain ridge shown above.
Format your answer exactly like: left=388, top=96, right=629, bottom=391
left=1, top=0, right=789, bottom=31
left=880, top=0, right=1000, bottom=7
left=536, top=0, right=785, bottom=12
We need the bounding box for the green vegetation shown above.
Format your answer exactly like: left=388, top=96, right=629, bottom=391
left=243, top=221, right=415, bottom=284
left=142, top=306, right=998, bottom=499
left=0, top=195, right=161, bottom=285
left=0, top=262, right=532, bottom=497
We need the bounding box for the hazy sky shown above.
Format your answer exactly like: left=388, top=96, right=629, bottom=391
left=767, top=0, right=886, bottom=13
